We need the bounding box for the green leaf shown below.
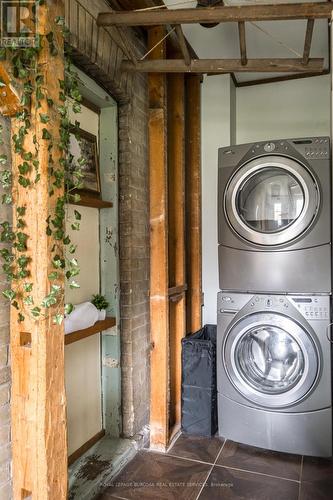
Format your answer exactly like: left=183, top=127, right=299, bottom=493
left=53, top=313, right=64, bottom=325
left=68, top=244, right=76, bottom=254
left=41, top=294, right=57, bottom=308
left=0, top=154, right=7, bottom=164
left=18, top=313, right=25, bottom=323
left=74, top=210, right=81, bottom=221
left=23, top=283, right=33, bottom=292
left=19, top=162, right=30, bottom=175
left=65, top=303, right=74, bottom=315
left=51, top=284, right=61, bottom=294
left=71, top=222, right=80, bottom=231
left=23, top=152, right=33, bottom=161
left=39, top=113, right=50, bottom=123
left=63, top=235, right=70, bottom=245
left=53, top=256, right=65, bottom=269
left=2, top=193, right=12, bottom=204
left=42, top=128, right=51, bottom=140
left=17, top=206, right=26, bottom=216
left=48, top=271, right=58, bottom=280
left=2, top=289, right=15, bottom=301
left=69, top=280, right=80, bottom=289
left=23, top=295, right=34, bottom=306
left=18, top=176, right=30, bottom=188
left=31, top=306, right=41, bottom=317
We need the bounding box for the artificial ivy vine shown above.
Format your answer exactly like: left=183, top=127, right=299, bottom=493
left=0, top=14, right=86, bottom=324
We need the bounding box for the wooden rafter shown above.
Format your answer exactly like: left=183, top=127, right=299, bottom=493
left=174, top=25, right=191, bottom=66
left=302, top=18, right=315, bottom=64
left=122, top=58, right=324, bottom=73
left=235, top=69, right=330, bottom=87
left=238, top=21, right=247, bottom=66
left=97, top=3, right=333, bottom=27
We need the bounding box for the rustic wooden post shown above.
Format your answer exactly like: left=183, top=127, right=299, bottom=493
left=10, top=1, right=67, bottom=498
left=148, top=26, right=169, bottom=451
left=185, top=75, right=202, bottom=334
left=167, top=73, right=186, bottom=431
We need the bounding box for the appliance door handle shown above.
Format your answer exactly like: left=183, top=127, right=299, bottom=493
left=326, top=322, right=333, bottom=343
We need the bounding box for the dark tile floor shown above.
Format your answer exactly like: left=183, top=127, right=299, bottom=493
left=98, top=433, right=333, bottom=500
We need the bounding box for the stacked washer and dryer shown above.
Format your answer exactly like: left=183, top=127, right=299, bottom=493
left=217, top=137, right=332, bottom=457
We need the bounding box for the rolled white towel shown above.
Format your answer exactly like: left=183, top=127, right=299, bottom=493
left=64, top=301, right=100, bottom=334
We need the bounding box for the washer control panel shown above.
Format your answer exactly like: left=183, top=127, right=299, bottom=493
left=218, top=293, right=330, bottom=321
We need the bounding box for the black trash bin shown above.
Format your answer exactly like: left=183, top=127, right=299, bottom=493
left=181, top=324, right=217, bottom=436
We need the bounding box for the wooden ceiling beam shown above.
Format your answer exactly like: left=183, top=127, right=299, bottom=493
left=97, top=3, right=333, bottom=27
left=302, top=18, right=315, bottom=64
left=174, top=25, right=191, bottom=66
left=236, top=69, right=330, bottom=87
left=238, top=21, right=247, bottom=66
left=121, top=58, right=324, bottom=73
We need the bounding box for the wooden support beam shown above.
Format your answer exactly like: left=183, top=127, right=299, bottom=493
left=174, top=25, right=191, bottom=66
left=10, top=2, right=67, bottom=499
left=185, top=75, right=202, bottom=334
left=167, top=73, right=186, bottom=432
left=121, top=58, right=324, bottom=73
left=148, top=26, right=169, bottom=452
left=238, top=21, right=247, bottom=65
left=97, top=2, right=333, bottom=27
left=302, top=18, right=315, bottom=64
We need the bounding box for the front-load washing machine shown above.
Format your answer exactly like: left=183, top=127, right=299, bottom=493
left=218, top=137, right=331, bottom=293
left=217, top=291, right=332, bottom=457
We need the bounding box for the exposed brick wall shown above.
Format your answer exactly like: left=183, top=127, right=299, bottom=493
left=119, top=72, right=150, bottom=436
left=67, top=0, right=151, bottom=438
left=0, top=115, right=12, bottom=498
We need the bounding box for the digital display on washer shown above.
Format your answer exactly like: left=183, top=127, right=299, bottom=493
left=292, top=298, right=312, bottom=303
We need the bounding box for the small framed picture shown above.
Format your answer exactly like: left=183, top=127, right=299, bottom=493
left=69, top=127, right=101, bottom=195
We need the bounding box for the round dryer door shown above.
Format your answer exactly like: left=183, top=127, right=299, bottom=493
left=224, top=155, right=319, bottom=246
left=223, top=312, right=320, bottom=408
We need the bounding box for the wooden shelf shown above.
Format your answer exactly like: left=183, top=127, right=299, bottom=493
left=64, top=317, right=116, bottom=345
left=70, top=196, right=113, bottom=209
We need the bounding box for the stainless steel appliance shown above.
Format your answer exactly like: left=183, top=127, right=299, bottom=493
left=217, top=291, right=332, bottom=457
left=218, top=137, right=331, bottom=293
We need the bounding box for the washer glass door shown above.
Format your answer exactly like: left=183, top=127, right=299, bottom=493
left=224, top=156, right=319, bottom=246
left=224, top=313, right=319, bottom=408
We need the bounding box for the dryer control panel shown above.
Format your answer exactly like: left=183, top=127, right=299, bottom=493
left=290, top=296, right=330, bottom=320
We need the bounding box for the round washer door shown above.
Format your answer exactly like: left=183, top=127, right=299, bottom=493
left=224, top=155, right=319, bottom=246
left=223, top=312, right=320, bottom=408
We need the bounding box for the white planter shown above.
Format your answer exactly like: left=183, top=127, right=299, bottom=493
left=98, top=309, right=106, bottom=321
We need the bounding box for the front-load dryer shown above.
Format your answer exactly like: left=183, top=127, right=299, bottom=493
left=217, top=291, right=332, bottom=457
left=218, top=137, right=331, bottom=293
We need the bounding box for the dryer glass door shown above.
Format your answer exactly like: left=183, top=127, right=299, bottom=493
left=224, top=313, right=319, bottom=408
left=237, top=168, right=303, bottom=233
left=225, top=156, right=319, bottom=246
